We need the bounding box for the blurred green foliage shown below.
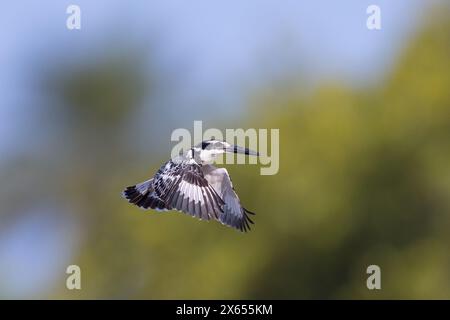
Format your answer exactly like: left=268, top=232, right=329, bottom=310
left=3, top=11, right=449, bottom=299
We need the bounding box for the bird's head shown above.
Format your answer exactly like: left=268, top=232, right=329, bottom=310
left=193, top=139, right=259, bottom=164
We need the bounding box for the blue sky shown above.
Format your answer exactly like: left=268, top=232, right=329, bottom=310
left=0, top=0, right=431, bottom=161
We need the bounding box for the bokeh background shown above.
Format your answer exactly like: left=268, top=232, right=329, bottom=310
left=0, top=0, right=449, bottom=299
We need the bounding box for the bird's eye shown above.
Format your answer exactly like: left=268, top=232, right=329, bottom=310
left=201, top=141, right=210, bottom=150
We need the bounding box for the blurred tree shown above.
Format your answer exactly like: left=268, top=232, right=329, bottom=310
left=243, top=11, right=450, bottom=299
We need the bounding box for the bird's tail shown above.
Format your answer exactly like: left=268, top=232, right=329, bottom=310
left=122, top=179, right=166, bottom=210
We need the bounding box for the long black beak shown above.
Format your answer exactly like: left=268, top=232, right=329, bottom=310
left=226, top=145, right=259, bottom=156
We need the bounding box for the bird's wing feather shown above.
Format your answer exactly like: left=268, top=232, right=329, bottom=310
left=202, top=165, right=255, bottom=232
left=123, top=159, right=225, bottom=219
left=123, top=178, right=169, bottom=211
left=161, top=159, right=225, bottom=220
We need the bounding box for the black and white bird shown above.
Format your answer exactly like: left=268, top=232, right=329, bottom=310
left=122, top=140, right=259, bottom=232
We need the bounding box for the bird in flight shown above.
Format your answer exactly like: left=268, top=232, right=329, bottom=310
left=122, top=140, right=259, bottom=232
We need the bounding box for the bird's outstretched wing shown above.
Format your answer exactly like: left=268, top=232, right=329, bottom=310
left=202, top=165, right=255, bottom=232
left=123, top=158, right=225, bottom=220
left=123, top=178, right=168, bottom=211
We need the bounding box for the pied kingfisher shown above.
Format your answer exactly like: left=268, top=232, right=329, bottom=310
left=122, top=140, right=259, bottom=232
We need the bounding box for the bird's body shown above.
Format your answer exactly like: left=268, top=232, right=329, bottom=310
left=122, top=140, right=259, bottom=232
